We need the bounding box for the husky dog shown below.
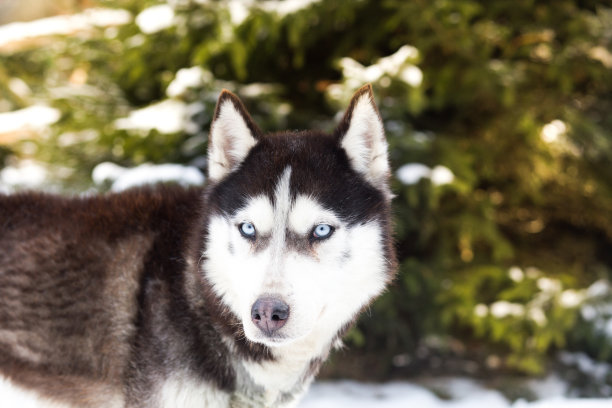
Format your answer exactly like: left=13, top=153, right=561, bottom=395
left=0, top=85, right=397, bottom=407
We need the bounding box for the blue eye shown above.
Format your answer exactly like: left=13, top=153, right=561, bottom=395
left=239, top=222, right=256, bottom=239
left=312, top=224, right=334, bottom=240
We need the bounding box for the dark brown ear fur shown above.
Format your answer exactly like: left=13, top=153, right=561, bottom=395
left=331, top=84, right=391, bottom=198
left=212, top=90, right=262, bottom=140
left=207, top=90, right=263, bottom=181
left=334, top=84, right=382, bottom=140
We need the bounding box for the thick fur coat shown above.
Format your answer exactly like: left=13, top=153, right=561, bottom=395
left=0, top=85, right=397, bottom=407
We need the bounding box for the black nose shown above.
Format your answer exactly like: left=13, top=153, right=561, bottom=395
left=251, top=297, right=290, bottom=336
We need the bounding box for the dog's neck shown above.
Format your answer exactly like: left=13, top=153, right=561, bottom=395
left=226, top=333, right=333, bottom=407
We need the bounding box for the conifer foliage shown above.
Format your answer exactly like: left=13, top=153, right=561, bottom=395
left=1, top=0, right=611, bottom=388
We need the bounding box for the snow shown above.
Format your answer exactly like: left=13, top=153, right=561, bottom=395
left=490, top=301, right=525, bottom=318
left=1, top=159, right=205, bottom=194
left=515, top=399, right=612, bottom=408
left=430, top=165, right=455, bottom=185
left=395, top=163, right=431, bottom=185
left=240, top=83, right=282, bottom=97
left=581, top=304, right=598, bottom=321
left=1, top=375, right=611, bottom=407
left=0, top=8, right=131, bottom=48
left=586, top=280, right=609, bottom=298
left=558, top=352, right=612, bottom=383
left=0, top=160, right=47, bottom=189
left=338, top=45, right=422, bottom=88
left=589, top=46, right=612, bottom=69
left=114, top=99, right=188, bottom=134
left=509, top=266, right=525, bottom=282
left=0, top=105, right=60, bottom=134
left=378, top=45, right=420, bottom=72
left=227, top=1, right=250, bottom=25
left=300, top=380, right=508, bottom=408
left=92, top=162, right=205, bottom=191
left=527, top=374, right=568, bottom=399
left=136, top=4, right=175, bottom=34
left=474, top=304, right=489, bottom=317
left=166, top=66, right=212, bottom=98
left=299, top=379, right=612, bottom=408
left=396, top=163, right=455, bottom=186
left=559, top=290, right=585, bottom=308
left=528, top=307, right=548, bottom=326
left=536, top=277, right=562, bottom=293
left=226, top=0, right=322, bottom=24
left=260, top=0, right=323, bottom=17
left=400, top=65, right=424, bottom=87
left=540, top=120, right=567, bottom=143
left=580, top=279, right=612, bottom=338
left=7, top=77, right=31, bottom=97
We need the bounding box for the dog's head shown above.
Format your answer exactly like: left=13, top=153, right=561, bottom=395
left=201, top=85, right=396, bottom=350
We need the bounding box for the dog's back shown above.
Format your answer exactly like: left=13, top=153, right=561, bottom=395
left=0, top=187, right=203, bottom=406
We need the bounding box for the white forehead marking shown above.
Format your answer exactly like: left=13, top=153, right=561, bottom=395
left=273, top=166, right=293, bottom=236
left=289, top=195, right=340, bottom=235
left=227, top=166, right=294, bottom=244
left=234, top=195, right=274, bottom=235
left=263, top=166, right=292, bottom=270
left=230, top=166, right=344, bottom=247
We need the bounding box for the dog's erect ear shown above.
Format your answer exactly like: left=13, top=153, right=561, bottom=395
left=208, top=90, right=261, bottom=181
left=335, top=84, right=391, bottom=197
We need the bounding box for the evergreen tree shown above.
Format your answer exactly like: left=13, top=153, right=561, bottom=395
left=0, top=0, right=611, bottom=389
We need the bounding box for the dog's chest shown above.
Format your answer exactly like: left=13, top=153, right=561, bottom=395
left=157, top=374, right=230, bottom=408
left=231, top=350, right=321, bottom=407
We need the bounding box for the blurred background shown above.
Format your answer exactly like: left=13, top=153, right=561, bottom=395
left=0, top=0, right=611, bottom=402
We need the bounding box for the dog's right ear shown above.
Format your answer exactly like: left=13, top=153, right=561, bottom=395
left=208, top=90, right=261, bottom=181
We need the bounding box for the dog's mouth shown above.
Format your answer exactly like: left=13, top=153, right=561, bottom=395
left=254, top=332, right=290, bottom=346
left=245, top=319, right=321, bottom=348
left=243, top=320, right=309, bottom=348
left=245, top=324, right=295, bottom=346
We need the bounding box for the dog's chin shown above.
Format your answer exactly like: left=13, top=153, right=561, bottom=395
left=250, top=335, right=294, bottom=348
left=243, top=326, right=311, bottom=348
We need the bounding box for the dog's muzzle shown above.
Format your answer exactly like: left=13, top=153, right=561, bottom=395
left=250, top=297, right=290, bottom=336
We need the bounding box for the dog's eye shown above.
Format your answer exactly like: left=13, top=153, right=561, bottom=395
left=239, top=222, right=256, bottom=239
left=312, top=224, right=334, bottom=240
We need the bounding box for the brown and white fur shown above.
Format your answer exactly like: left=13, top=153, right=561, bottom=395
left=0, top=85, right=397, bottom=407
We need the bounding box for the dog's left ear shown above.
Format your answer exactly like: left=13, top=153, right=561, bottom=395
left=335, top=84, right=391, bottom=197
left=208, top=90, right=262, bottom=181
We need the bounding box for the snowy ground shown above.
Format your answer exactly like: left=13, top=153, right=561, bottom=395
left=299, top=379, right=612, bottom=408
left=3, top=376, right=612, bottom=407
